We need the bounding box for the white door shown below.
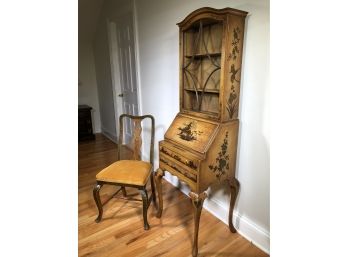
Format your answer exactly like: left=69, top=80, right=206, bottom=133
left=108, top=12, right=139, bottom=143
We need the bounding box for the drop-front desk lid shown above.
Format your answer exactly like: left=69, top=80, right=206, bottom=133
left=164, top=114, right=219, bottom=155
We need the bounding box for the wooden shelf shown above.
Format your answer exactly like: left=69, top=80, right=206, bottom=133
left=200, top=110, right=219, bottom=116
left=187, top=20, right=222, bottom=30
left=185, top=52, right=221, bottom=59
left=182, top=108, right=219, bottom=116
left=184, top=88, right=220, bottom=94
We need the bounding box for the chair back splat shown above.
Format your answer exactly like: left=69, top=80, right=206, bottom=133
left=117, top=114, right=155, bottom=166
left=132, top=118, right=142, bottom=160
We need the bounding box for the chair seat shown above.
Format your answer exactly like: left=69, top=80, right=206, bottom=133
left=96, top=160, right=152, bottom=186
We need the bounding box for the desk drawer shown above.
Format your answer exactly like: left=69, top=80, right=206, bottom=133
left=159, top=144, right=199, bottom=171
left=159, top=154, right=197, bottom=183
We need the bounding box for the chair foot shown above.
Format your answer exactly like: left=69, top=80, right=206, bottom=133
left=93, top=183, right=103, bottom=223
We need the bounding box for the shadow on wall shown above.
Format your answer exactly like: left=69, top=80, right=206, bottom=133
left=141, top=123, right=167, bottom=164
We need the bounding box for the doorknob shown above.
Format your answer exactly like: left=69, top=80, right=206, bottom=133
left=118, top=93, right=124, bottom=97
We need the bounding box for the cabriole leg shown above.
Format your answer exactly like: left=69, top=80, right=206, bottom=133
left=154, top=168, right=164, bottom=218
left=189, top=191, right=207, bottom=257
left=139, top=189, right=150, bottom=230
left=121, top=186, right=127, bottom=197
left=150, top=173, right=157, bottom=206
left=93, top=183, right=103, bottom=223
left=228, top=177, right=240, bottom=232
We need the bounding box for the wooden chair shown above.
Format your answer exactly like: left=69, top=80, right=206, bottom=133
left=93, top=114, right=156, bottom=230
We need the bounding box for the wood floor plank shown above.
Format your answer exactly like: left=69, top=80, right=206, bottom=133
left=79, top=134, right=268, bottom=257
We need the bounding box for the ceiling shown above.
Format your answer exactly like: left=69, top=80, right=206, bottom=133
left=78, top=0, right=104, bottom=43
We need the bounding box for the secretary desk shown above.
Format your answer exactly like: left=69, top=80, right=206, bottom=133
left=154, top=7, right=248, bottom=257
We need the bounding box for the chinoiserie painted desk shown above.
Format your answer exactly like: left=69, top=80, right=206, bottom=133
left=154, top=7, right=247, bottom=257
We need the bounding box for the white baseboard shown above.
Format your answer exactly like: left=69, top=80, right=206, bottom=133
left=101, top=127, right=117, bottom=143
left=203, top=196, right=270, bottom=254
left=163, top=174, right=270, bottom=254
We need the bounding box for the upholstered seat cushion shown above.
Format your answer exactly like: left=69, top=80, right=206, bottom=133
left=96, top=160, right=152, bottom=186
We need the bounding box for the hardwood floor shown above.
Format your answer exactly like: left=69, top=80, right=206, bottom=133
left=79, top=134, right=268, bottom=257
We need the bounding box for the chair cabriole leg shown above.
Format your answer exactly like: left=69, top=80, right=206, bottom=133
left=150, top=173, right=157, bottom=207
left=139, top=189, right=150, bottom=230
left=121, top=186, right=127, bottom=197
left=93, top=183, right=103, bottom=223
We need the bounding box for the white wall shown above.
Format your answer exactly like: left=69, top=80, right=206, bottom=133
left=135, top=0, right=269, bottom=253
left=94, top=20, right=117, bottom=140
left=78, top=42, right=101, bottom=133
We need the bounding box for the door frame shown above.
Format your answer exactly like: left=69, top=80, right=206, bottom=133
left=107, top=20, right=123, bottom=141
left=107, top=3, right=142, bottom=142
left=132, top=0, right=146, bottom=158
left=132, top=0, right=143, bottom=117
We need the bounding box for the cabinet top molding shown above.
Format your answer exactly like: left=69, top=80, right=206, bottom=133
left=177, top=7, right=248, bottom=27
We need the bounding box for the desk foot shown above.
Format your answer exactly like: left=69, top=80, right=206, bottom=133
left=228, top=178, right=240, bottom=233
left=155, top=168, right=164, bottom=218
left=189, top=191, right=207, bottom=257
